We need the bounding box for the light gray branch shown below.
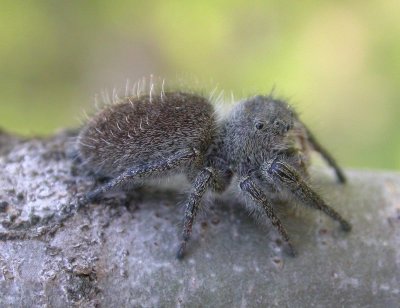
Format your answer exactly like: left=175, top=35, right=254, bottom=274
left=0, top=129, right=399, bottom=307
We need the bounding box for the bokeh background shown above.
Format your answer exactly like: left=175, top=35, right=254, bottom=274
left=0, top=1, right=399, bottom=170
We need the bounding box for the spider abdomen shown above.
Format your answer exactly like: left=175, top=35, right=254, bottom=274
left=78, top=92, right=216, bottom=177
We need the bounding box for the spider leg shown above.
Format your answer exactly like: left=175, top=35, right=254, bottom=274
left=304, top=125, right=346, bottom=183
left=177, top=167, right=214, bottom=259
left=239, top=176, right=296, bottom=257
left=262, top=158, right=351, bottom=231
left=79, top=148, right=199, bottom=207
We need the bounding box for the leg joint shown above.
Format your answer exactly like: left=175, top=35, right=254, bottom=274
left=239, top=176, right=251, bottom=191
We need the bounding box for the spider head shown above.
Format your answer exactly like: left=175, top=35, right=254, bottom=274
left=224, top=95, right=298, bottom=166
left=250, top=95, right=295, bottom=136
left=230, top=95, right=295, bottom=137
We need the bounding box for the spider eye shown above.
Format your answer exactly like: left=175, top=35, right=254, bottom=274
left=274, top=120, right=280, bottom=127
left=255, top=122, right=264, bottom=130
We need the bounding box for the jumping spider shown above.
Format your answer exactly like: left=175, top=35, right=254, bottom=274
left=77, top=89, right=351, bottom=259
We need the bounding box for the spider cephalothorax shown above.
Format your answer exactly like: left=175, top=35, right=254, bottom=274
left=77, top=88, right=350, bottom=259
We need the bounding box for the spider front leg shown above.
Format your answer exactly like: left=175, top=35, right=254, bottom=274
left=304, top=125, right=346, bottom=184
left=177, top=167, right=214, bottom=259
left=262, top=158, right=351, bottom=231
left=239, top=176, right=296, bottom=257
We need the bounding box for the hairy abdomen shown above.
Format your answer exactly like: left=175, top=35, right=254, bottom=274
left=78, top=92, right=216, bottom=177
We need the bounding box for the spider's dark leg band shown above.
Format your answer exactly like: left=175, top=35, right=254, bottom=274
left=239, top=176, right=296, bottom=256
left=177, top=167, right=214, bottom=260
left=263, top=159, right=351, bottom=231
left=79, top=148, right=199, bottom=208
left=304, top=126, right=346, bottom=183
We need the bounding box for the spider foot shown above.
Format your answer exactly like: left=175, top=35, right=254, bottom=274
left=285, top=242, right=297, bottom=257
left=176, top=241, right=187, bottom=260
left=340, top=220, right=352, bottom=232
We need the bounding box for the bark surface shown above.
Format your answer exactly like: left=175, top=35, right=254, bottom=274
left=0, top=129, right=399, bottom=307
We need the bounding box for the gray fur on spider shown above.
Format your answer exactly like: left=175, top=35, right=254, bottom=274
left=77, top=89, right=351, bottom=259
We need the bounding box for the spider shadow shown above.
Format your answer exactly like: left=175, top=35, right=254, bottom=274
left=108, top=183, right=313, bottom=256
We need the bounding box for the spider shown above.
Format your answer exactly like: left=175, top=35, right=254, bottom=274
left=77, top=89, right=351, bottom=259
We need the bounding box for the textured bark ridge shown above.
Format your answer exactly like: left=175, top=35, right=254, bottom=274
left=0, top=129, right=399, bottom=307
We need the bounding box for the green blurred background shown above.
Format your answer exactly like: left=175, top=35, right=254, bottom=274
left=0, top=1, right=399, bottom=170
